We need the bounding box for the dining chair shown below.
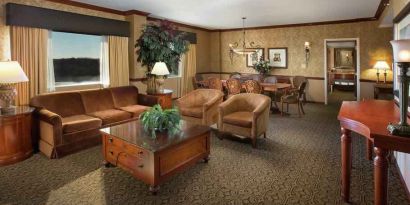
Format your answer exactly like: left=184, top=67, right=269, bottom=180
left=244, top=80, right=262, bottom=94
left=291, top=76, right=307, bottom=103
left=280, top=81, right=307, bottom=117
left=230, top=72, right=242, bottom=79
left=226, top=78, right=242, bottom=98
left=207, top=77, right=223, bottom=91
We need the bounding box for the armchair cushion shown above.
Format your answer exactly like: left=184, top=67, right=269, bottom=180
left=62, top=115, right=102, bottom=134
left=88, top=109, right=132, bottom=125
left=179, top=106, right=203, bottom=118
left=119, top=105, right=150, bottom=118
left=223, top=111, right=253, bottom=128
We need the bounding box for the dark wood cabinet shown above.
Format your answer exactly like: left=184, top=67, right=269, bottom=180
left=0, top=106, right=34, bottom=166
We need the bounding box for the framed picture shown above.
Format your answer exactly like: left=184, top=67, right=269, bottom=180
left=268, top=47, right=288, bottom=68
left=246, top=48, right=264, bottom=67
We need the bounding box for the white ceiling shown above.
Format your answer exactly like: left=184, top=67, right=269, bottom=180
left=73, top=0, right=383, bottom=29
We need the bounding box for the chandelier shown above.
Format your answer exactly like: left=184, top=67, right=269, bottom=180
left=229, top=17, right=260, bottom=60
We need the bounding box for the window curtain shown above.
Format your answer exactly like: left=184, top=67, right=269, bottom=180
left=47, top=31, right=55, bottom=92
left=10, top=26, right=48, bottom=106
left=179, top=44, right=197, bottom=96
left=101, top=36, right=110, bottom=88
left=108, top=36, right=129, bottom=87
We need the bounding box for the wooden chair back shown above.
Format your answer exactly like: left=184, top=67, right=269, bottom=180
left=226, top=78, right=242, bottom=95
left=207, top=77, right=222, bottom=91
left=244, top=80, right=262, bottom=94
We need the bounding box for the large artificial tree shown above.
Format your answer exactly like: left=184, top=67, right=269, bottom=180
left=136, top=21, right=189, bottom=73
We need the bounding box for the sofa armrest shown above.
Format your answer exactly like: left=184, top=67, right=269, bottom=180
left=138, top=94, right=160, bottom=107
left=38, top=109, right=62, bottom=126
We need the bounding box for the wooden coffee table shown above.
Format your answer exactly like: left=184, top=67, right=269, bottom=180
left=100, top=120, right=211, bottom=194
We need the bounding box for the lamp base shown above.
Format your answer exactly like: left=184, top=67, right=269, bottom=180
left=387, top=123, right=410, bottom=136
left=155, top=77, right=165, bottom=93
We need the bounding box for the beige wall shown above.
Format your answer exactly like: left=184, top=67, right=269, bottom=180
left=392, top=0, right=410, bottom=17
left=212, top=21, right=393, bottom=81
left=206, top=21, right=393, bottom=102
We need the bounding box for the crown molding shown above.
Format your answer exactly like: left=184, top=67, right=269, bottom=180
left=45, top=0, right=389, bottom=33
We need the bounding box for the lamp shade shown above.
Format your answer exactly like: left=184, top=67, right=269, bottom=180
left=0, top=61, right=28, bottom=83
left=373, top=61, right=390, bottom=70
left=151, top=62, right=170, bottom=75
left=391, top=40, right=410, bottom=63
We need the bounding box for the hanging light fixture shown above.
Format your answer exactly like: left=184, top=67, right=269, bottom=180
left=229, top=17, right=260, bottom=61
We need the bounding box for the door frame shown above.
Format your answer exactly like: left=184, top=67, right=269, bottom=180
left=323, top=38, right=360, bottom=105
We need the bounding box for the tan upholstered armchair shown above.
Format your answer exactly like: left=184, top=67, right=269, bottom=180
left=218, top=93, right=271, bottom=148
left=176, top=89, right=224, bottom=126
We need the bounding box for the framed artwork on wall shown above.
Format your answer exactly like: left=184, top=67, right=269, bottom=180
left=246, top=48, right=264, bottom=67
left=268, top=47, right=287, bottom=68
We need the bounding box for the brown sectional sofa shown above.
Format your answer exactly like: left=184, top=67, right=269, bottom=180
left=30, top=86, right=159, bottom=159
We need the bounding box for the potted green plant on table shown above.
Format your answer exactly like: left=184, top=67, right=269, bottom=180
left=135, top=21, right=189, bottom=94
left=253, top=55, right=272, bottom=76
left=140, top=105, right=181, bottom=138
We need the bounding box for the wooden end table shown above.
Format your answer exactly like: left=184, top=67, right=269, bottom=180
left=100, top=120, right=210, bottom=194
left=374, top=83, right=393, bottom=99
left=147, top=89, right=173, bottom=109
left=0, top=106, right=34, bottom=166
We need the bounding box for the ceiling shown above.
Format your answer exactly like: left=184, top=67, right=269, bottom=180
left=72, top=0, right=384, bottom=29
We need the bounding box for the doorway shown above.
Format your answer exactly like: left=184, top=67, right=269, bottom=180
left=323, top=38, right=360, bottom=105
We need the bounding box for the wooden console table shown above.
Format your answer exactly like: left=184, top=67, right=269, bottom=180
left=338, top=100, right=410, bottom=205
left=374, top=83, right=393, bottom=99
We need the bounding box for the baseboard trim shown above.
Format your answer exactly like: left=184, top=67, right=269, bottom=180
left=392, top=155, right=410, bottom=203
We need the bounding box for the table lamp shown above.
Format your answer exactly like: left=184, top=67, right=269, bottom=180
left=151, top=62, right=170, bottom=93
left=387, top=40, right=410, bottom=136
left=0, top=61, right=28, bottom=114
left=373, top=61, right=390, bottom=83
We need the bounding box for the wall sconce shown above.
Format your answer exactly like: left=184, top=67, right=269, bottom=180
left=304, top=42, right=311, bottom=66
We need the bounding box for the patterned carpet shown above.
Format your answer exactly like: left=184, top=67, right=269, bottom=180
left=1, top=103, right=409, bottom=205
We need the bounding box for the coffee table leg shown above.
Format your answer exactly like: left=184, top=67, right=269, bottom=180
left=203, top=156, right=210, bottom=163
left=149, top=185, right=160, bottom=195
left=102, top=160, right=113, bottom=168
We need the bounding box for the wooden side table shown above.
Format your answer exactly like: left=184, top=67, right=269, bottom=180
left=147, top=89, right=173, bottom=109
left=374, top=83, right=393, bottom=99
left=0, top=106, right=34, bottom=166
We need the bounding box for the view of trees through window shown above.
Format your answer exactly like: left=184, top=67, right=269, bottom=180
left=51, top=32, right=102, bottom=86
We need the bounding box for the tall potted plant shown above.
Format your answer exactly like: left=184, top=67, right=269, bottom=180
left=135, top=21, right=189, bottom=94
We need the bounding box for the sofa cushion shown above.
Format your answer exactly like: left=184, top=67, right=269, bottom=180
left=110, top=86, right=139, bottom=107
left=88, top=109, right=132, bottom=125
left=80, top=89, right=115, bottom=113
left=119, top=105, right=149, bottom=118
left=223, top=111, right=253, bottom=128
left=61, top=115, right=102, bottom=134
left=30, top=92, right=85, bottom=117
left=179, top=106, right=203, bottom=118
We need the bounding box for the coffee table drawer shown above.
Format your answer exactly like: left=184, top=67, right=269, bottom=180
left=105, top=144, right=151, bottom=181
left=104, top=135, right=147, bottom=159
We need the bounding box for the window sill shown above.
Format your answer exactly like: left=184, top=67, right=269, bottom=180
left=54, top=83, right=103, bottom=92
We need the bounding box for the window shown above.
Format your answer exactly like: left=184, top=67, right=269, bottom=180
left=48, top=31, right=108, bottom=90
